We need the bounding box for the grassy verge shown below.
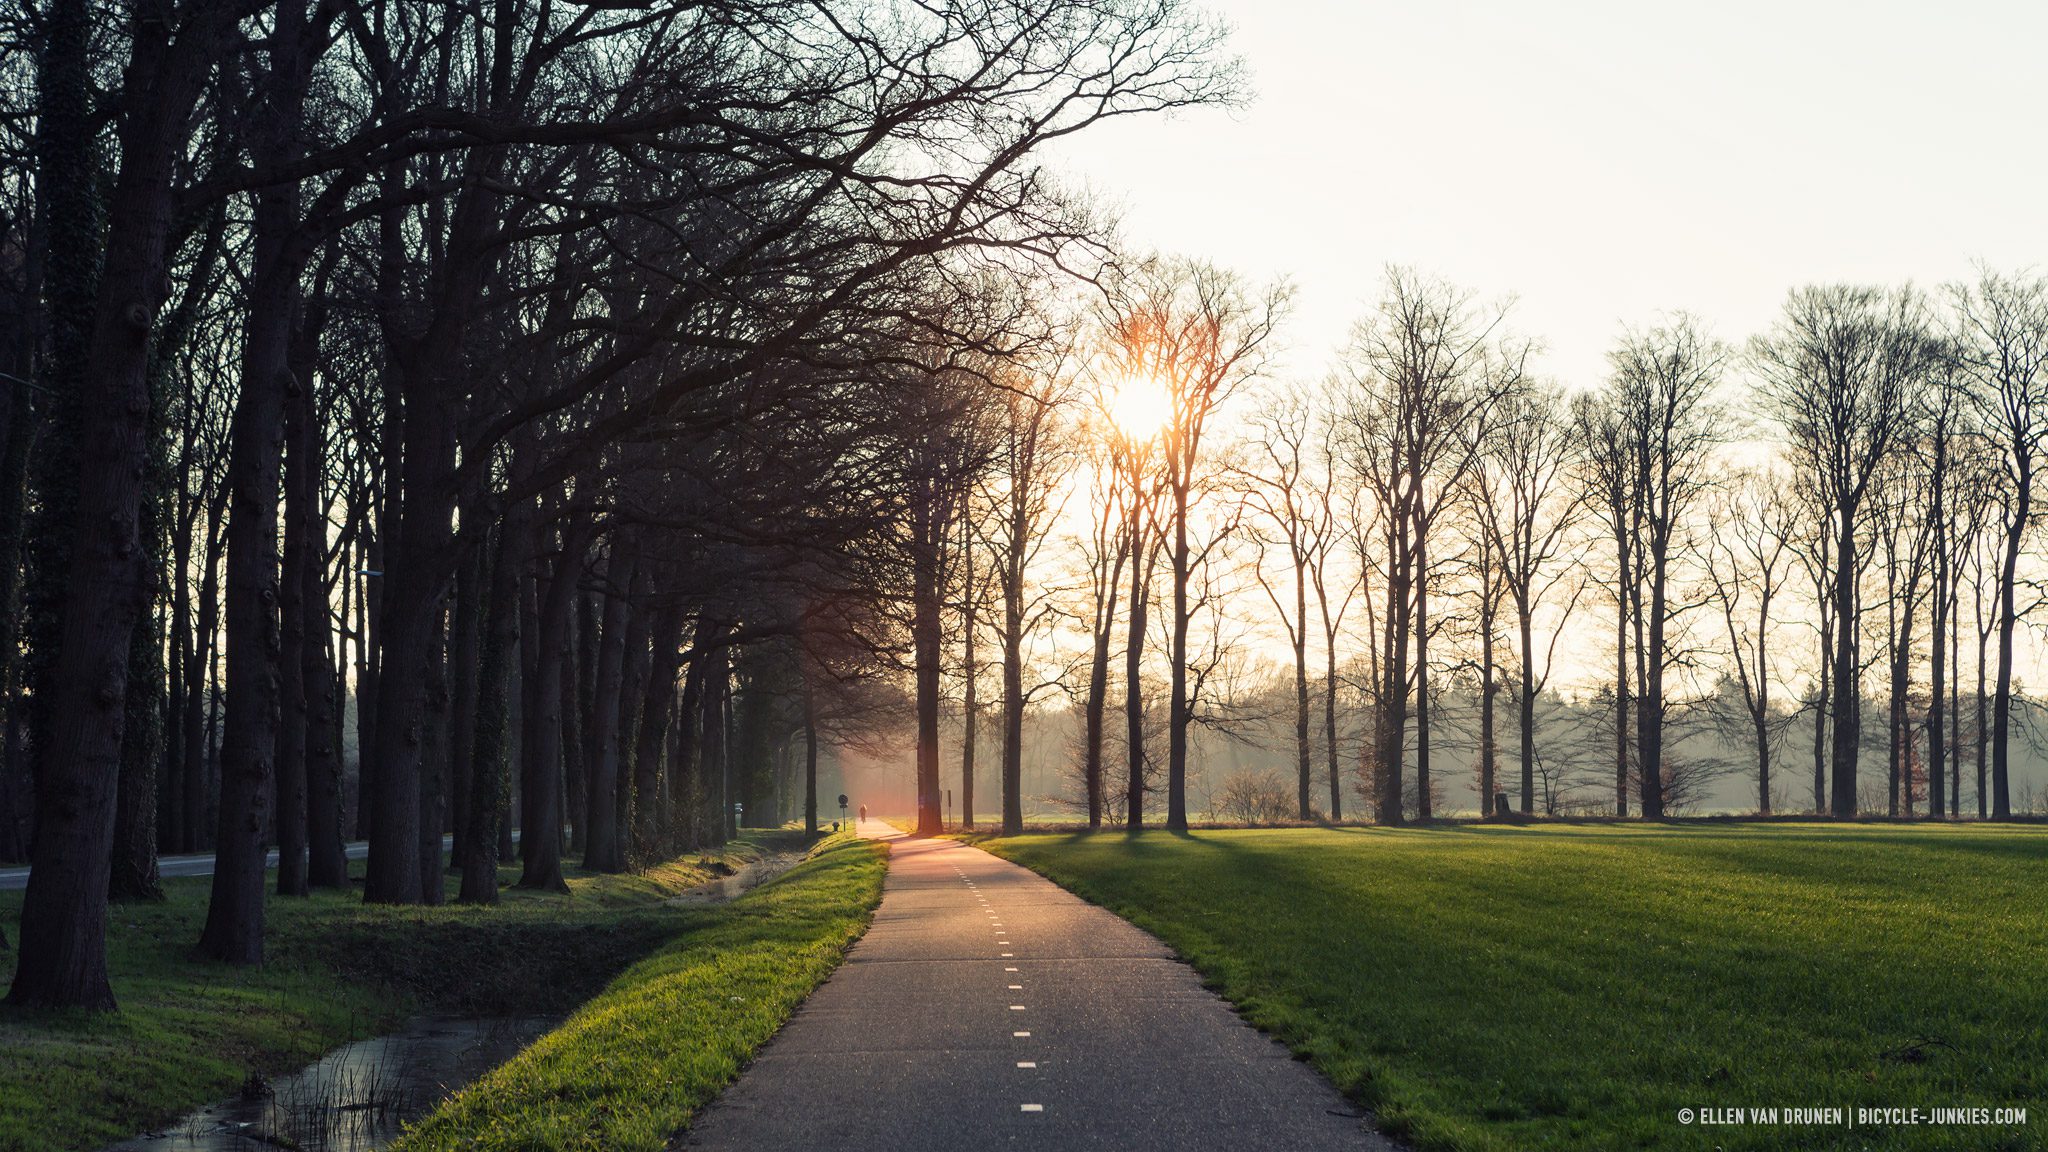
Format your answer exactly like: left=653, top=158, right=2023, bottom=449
left=986, top=824, right=2048, bottom=1152
left=0, top=835, right=798, bottom=1152
left=394, top=835, right=888, bottom=1151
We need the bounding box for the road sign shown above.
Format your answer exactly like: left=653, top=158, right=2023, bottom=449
left=837, top=793, right=848, bottom=808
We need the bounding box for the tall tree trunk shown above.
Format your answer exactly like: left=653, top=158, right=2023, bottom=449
left=1517, top=601, right=1536, bottom=817
left=1166, top=483, right=1190, bottom=832
left=304, top=524, right=347, bottom=892
left=1293, top=562, right=1311, bottom=820
left=201, top=28, right=320, bottom=948
left=632, top=601, right=685, bottom=856
left=1975, top=599, right=1988, bottom=819
left=671, top=629, right=713, bottom=848
left=6, top=0, right=108, bottom=1000
left=961, top=526, right=977, bottom=831
left=1812, top=588, right=1830, bottom=815
left=1124, top=543, right=1148, bottom=828
left=505, top=567, right=535, bottom=862
left=1001, top=586, right=1025, bottom=837
left=1611, top=528, right=1630, bottom=818
left=802, top=677, right=819, bottom=834
left=1742, top=703, right=1766, bottom=814
left=564, top=591, right=592, bottom=854
left=1828, top=513, right=1859, bottom=818
left=1478, top=602, right=1495, bottom=819
left=1990, top=471, right=2025, bottom=819
left=1889, top=617, right=1910, bottom=818
left=460, top=509, right=526, bottom=903
left=912, top=522, right=943, bottom=835
left=1082, top=623, right=1110, bottom=829
left=416, top=609, right=449, bottom=903
left=1378, top=515, right=1412, bottom=827
left=109, top=603, right=165, bottom=901
left=613, top=572, right=652, bottom=845
left=1414, top=527, right=1433, bottom=822
left=110, top=364, right=167, bottom=900
left=1638, top=556, right=1667, bottom=819
left=699, top=645, right=730, bottom=844
left=1949, top=582, right=1961, bottom=820
left=0, top=360, right=31, bottom=862
left=15, top=0, right=238, bottom=1006
left=447, top=527, right=484, bottom=870
left=363, top=382, right=458, bottom=903
left=1929, top=462, right=1949, bottom=819
left=184, top=503, right=223, bottom=850
left=275, top=371, right=312, bottom=898
left=582, top=546, right=632, bottom=873
left=14, top=0, right=97, bottom=882
left=518, top=519, right=589, bottom=891
left=158, top=463, right=192, bottom=856
left=355, top=526, right=380, bottom=840
left=1324, top=620, right=1340, bottom=821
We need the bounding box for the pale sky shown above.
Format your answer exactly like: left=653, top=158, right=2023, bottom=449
left=1048, top=0, right=2048, bottom=386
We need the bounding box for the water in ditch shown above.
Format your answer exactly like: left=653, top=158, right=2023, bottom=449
left=101, top=1014, right=554, bottom=1152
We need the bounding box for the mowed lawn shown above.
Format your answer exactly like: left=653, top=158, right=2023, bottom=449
left=986, top=824, right=2047, bottom=1152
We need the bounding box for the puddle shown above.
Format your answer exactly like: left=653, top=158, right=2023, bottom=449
left=103, top=1015, right=555, bottom=1152
left=667, top=851, right=803, bottom=904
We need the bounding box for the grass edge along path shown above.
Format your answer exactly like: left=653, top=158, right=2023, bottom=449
left=0, top=834, right=798, bottom=1152
left=394, top=835, right=889, bottom=1152
left=984, top=825, right=2048, bottom=1152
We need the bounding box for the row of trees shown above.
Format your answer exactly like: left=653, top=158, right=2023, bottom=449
left=5, top=0, right=2042, bottom=1022
left=920, top=267, right=2048, bottom=836
left=0, top=0, right=1239, bottom=1009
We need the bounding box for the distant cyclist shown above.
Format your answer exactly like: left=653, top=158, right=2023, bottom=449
left=858, top=803, right=868, bottom=822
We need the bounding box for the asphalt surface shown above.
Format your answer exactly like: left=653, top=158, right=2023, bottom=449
left=680, top=819, right=1394, bottom=1152
left=0, top=834, right=456, bottom=890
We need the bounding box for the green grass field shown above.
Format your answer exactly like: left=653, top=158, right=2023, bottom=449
left=0, top=833, right=835, bottom=1152
left=985, top=824, right=2047, bottom=1152
left=395, top=835, right=887, bottom=1151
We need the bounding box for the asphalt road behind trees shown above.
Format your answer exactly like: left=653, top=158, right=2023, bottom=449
left=0, top=835, right=457, bottom=890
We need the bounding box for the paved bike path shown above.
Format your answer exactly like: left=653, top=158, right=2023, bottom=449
left=680, top=820, right=1392, bottom=1151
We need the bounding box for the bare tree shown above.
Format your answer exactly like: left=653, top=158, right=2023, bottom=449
left=1235, top=385, right=1325, bottom=819
left=1118, top=423, right=1165, bottom=828
left=1573, top=394, right=1635, bottom=817
left=1072, top=412, right=1133, bottom=827
left=1944, top=433, right=2003, bottom=817
left=1305, top=420, right=1361, bottom=820
left=1339, top=269, right=1521, bottom=824
left=1950, top=269, right=2048, bottom=819
left=1703, top=469, right=1797, bottom=813
left=1473, top=383, right=1584, bottom=816
left=1590, top=315, right=1725, bottom=819
left=1783, top=469, right=1838, bottom=814
left=985, top=357, right=1076, bottom=835
left=1754, top=285, right=1938, bottom=818
left=1101, top=257, right=1284, bottom=831
left=1872, top=436, right=1936, bottom=816
left=1921, top=352, right=1971, bottom=818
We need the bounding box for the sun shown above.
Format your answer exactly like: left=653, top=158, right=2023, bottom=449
left=1104, top=373, right=1173, bottom=441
